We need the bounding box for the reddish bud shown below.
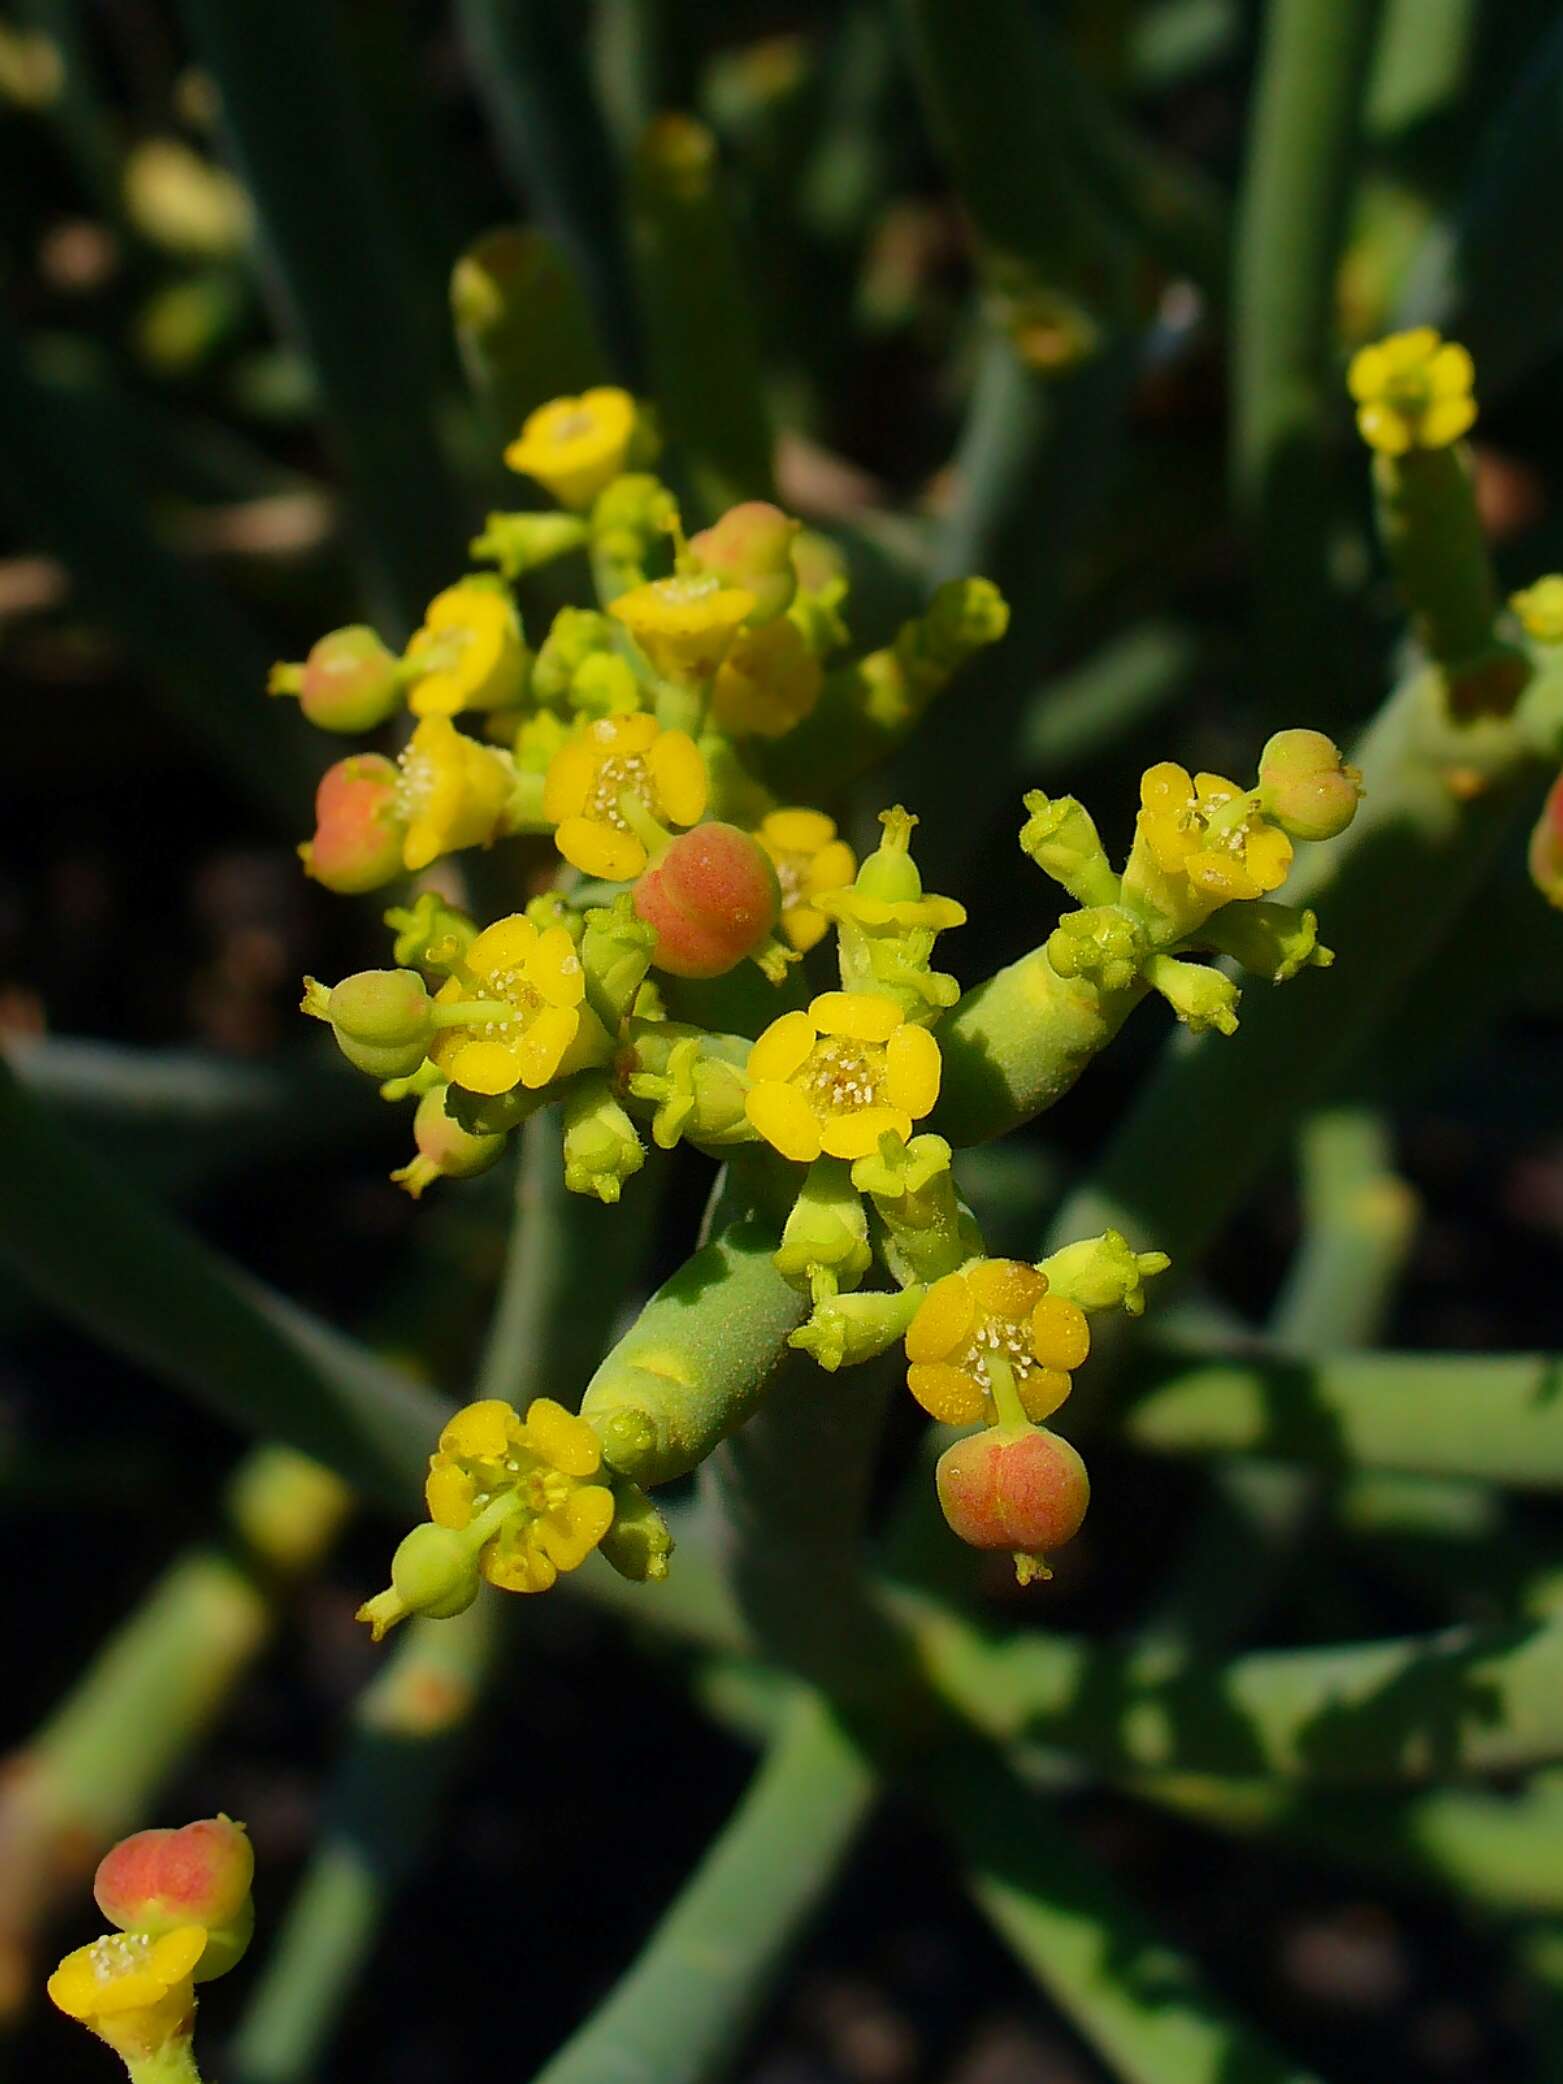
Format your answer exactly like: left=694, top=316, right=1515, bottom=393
left=300, top=753, right=406, bottom=893
left=688, top=501, right=798, bottom=623
left=1530, top=771, right=1563, bottom=907
left=935, top=1425, right=1089, bottom=1575
left=633, top=822, right=781, bottom=978
left=292, top=625, right=402, bottom=733
left=95, top=1818, right=254, bottom=1938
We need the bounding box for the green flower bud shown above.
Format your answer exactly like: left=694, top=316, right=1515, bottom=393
left=1256, top=729, right=1363, bottom=842
left=582, top=894, right=657, bottom=1030
left=532, top=606, right=616, bottom=707
left=1201, top=901, right=1332, bottom=983
left=598, top=1477, right=675, bottom=1582
left=789, top=1285, right=924, bottom=1371
left=562, top=1074, right=645, bottom=1203
left=1037, top=1230, right=1170, bottom=1317
left=571, top=650, right=641, bottom=717
left=1046, top=907, right=1148, bottom=995
left=624, top=1022, right=755, bottom=1150
left=268, top=624, right=402, bottom=733
left=917, top=576, right=1010, bottom=671
left=384, top=892, right=478, bottom=977
left=1143, top=953, right=1240, bottom=1035
left=390, top=1521, right=482, bottom=1620
left=301, top=969, right=433, bottom=1079
left=774, top=1157, right=872, bottom=1298
left=1018, top=791, right=1120, bottom=908
left=850, top=1131, right=981, bottom=1285
left=469, top=509, right=590, bottom=581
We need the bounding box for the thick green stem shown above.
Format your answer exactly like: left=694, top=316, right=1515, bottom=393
left=530, top=1695, right=873, bottom=2084
left=1232, top=0, right=1382, bottom=690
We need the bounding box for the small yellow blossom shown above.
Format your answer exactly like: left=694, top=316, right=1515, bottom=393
left=1137, top=763, right=1292, bottom=904
left=504, top=388, right=637, bottom=508
left=755, top=809, right=857, bottom=952
left=1346, top=328, right=1476, bottom=457
left=430, top=914, right=598, bottom=1096
left=396, top=714, right=517, bottom=874
left=745, top=991, right=941, bottom=1163
left=404, top=581, right=526, bottom=718
left=710, top=619, right=822, bottom=737
left=543, top=712, right=708, bottom=879
left=904, top=1259, right=1089, bottom=1426
left=609, top=573, right=755, bottom=682
left=425, top=1397, right=615, bottom=1594
left=49, top=1925, right=207, bottom=2062
left=1512, top=576, right=1563, bottom=644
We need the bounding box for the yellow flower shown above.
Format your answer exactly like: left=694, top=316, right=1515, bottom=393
left=710, top=619, right=822, bottom=737
left=395, top=714, right=517, bottom=874
left=404, top=581, right=526, bottom=718
left=1346, top=327, right=1476, bottom=457
left=430, top=913, right=597, bottom=1096
left=755, top=809, right=857, bottom=952
left=49, top=1925, right=207, bottom=2062
left=609, top=573, right=755, bottom=682
left=745, top=991, right=941, bottom=1163
left=904, top=1259, right=1089, bottom=1426
left=543, top=712, right=707, bottom=879
left=425, top=1397, right=615, bottom=1594
left=1512, top=576, right=1563, bottom=644
left=504, top=388, right=638, bottom=508
left=1137, top=763, right=1293, bottom=904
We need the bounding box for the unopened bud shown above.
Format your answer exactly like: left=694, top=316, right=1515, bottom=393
left=270, top=625, right=402, bottom=733
left=302, top=969, right=432, bottom=1079
left=598, top=1478, right=674, bottom=1581
left=1257, top=729, right=1362, bottom=842
left=633, top=823, right=781, bottom=979
left=562, top=1074, right=645, bottom=1203
left=935, top=1424, right=1090, bottom=1582
left=299, top=753, right=405, bottom=893
left=688, top=500, right=799, bottom=623
left=1037, top=1230, right=1170, bottom=1318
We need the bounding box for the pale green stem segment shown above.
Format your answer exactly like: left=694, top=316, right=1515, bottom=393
left=227, top=1601, right=502, bottom=2084
left=921, top=1746, right=1326, bottom=2084
left=911, top=1594, right=1563, bottom=1785
left=1371, top=445, right=1522, bottom=705
left=0, top=1450, right=345, bottom=2017
left=629, top=114, right=774, bottom=519
left=530, top=1695, right=872, bottom=2084
left=1115, top=1346, right=1563, bottom=1490
left=0, top=1057, right=446, bottom=1510
left=1141, top=1105, right=1415, bottom=1655
left=1232, top=0, right=1383, bottom=692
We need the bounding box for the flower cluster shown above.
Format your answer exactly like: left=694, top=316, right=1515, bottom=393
left=274, top=383, right=1359, bottom=1614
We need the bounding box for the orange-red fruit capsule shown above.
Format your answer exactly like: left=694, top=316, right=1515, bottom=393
left=95, top=1817, right=254, bottom=1937
left=300, top=753, right=405, bottom=893
left=633, top=822, right=781, bottom=979
left=934, top=1425, right=1090, bottom=1559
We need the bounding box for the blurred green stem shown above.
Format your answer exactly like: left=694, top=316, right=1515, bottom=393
left=629, top=114, right=774, bottom=519
left=175, top=0, right=464, bottom=631
left=1233, top=0, right=1383, bottom=691
left=530, top=1694, right=873, bottom=2084
left=228, top=1602, right=503, bottom=2084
